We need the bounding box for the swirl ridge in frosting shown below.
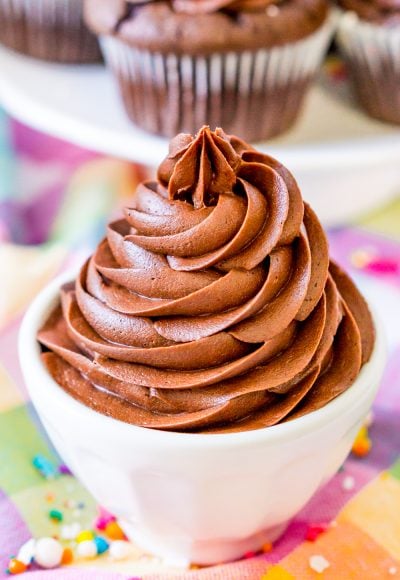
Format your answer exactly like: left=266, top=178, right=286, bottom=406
left=38, top=126, right=375, bottom=433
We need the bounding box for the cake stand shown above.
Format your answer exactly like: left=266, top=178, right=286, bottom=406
left=0, top=44, right=399, bottom=226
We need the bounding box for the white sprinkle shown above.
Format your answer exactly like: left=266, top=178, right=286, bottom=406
left=266, top=4, right=279, bottom=16
left=309, top=555, right=330, bottom=574
left=342, top=475, right=355, bottom=491
left=77, top=540, right=97, bottom=559
left=34, top=537, right=63, bottom=569
left=389, top=567, right=398, bottom=576
left=17, top=538, right=36, bottom=565
left=61, top=522, right=81, bottom=540
left=109, top=540, right=132, bottom=561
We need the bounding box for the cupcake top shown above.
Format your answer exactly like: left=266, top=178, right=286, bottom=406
left=338, top=0, right=400, bottom=25
left=84, top=0, right=329, bottom=53
left=38, top=127, right=375, bottom=434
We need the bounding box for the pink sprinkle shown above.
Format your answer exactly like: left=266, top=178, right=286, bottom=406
left=94, top=515, right=115, bottom=531
left=243, top=551, right=257, bottom=559
left=305, top=523, right=329, bottom=542
left=364, top=259, right=399, bottom=275
left=94, top=506, right=116, bottom=531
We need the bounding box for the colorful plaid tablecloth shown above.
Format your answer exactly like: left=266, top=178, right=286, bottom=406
left=1, top=110, right=400, bottom=579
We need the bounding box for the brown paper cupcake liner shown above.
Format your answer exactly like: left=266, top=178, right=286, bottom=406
left=337, top=13, right=400, bottom=124
left=100, top=14, right=335, bottom=141
left=0, top=0, right=101, bottom=63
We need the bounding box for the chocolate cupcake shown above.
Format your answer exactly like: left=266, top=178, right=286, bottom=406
left=0, top=0, right=101, bottom=63
left=37, top=126, right=375, bottom=434
left=336, top=0, right=400, bottom=124
left=84, top=0, right=334, bottom=140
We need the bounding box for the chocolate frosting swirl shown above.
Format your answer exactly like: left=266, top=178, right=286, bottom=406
left=38, top=127, right=375, bottom=433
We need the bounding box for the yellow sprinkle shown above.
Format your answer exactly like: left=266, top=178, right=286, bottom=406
left=261, top=566, right=295, bottom=579
left=358, top=425, right=368, bottom=438
left=76, top=530, right=94, bottom=543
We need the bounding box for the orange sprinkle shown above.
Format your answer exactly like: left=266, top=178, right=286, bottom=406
left=8, top=559, right=27, bottom=575
left=105, top=521, right=125, bottom=540
left=262, top=542, right=273, bottom=553
left=352, top=438, right=372, bottom=457
left=45, top=492, right=55, bottom=503
left=61, top=547, right=74, bottom=565
left=352, top=426, right=372, bottom=457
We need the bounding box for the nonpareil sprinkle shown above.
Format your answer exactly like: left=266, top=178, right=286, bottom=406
left=7, top=559, right=27, bottom=575
left=305, top=523, right=329, bottom=542
left=32, top=455, right=58, bottom=480
left=49, top=509, right=63, bottom=522
left=94, top=536, right=109, bottom=555
left=76, top=530, right=94, bottom=543
left=109, top=540, right=132, bottom=560
left=342, top=475, right=355, bottom=491
left=61, top=548, right=74, bottom=565
left=352, top=426, right=372, bottom=458
left=58, top=464, right=72, bottom=475
left=105, top=521, right=125, bottom=541
left=309, top=554, right=330, bottom=574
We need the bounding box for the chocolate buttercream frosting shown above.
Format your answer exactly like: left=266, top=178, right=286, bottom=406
left=38, top=127, right=375, bottom=433
left=84, top=0, right=329, bottom=52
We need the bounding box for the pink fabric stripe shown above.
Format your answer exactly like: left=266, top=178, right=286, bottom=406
left=0, top=489, right=31, bottom=576
left=329, top=228, right=400, bottom=290
left=11, top=120, right=98, bottom=166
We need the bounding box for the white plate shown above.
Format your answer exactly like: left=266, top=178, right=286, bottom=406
left=0, top=44, right=400, bottom=226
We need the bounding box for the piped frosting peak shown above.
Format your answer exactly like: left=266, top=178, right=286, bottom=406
left=158, top=126, right=241, bottom=209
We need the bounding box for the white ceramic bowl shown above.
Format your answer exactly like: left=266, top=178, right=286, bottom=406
left=19, top=271, right=386, bottom=566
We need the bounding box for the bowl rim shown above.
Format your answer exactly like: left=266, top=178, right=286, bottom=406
left=19, top=269, right=386, bottom=450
